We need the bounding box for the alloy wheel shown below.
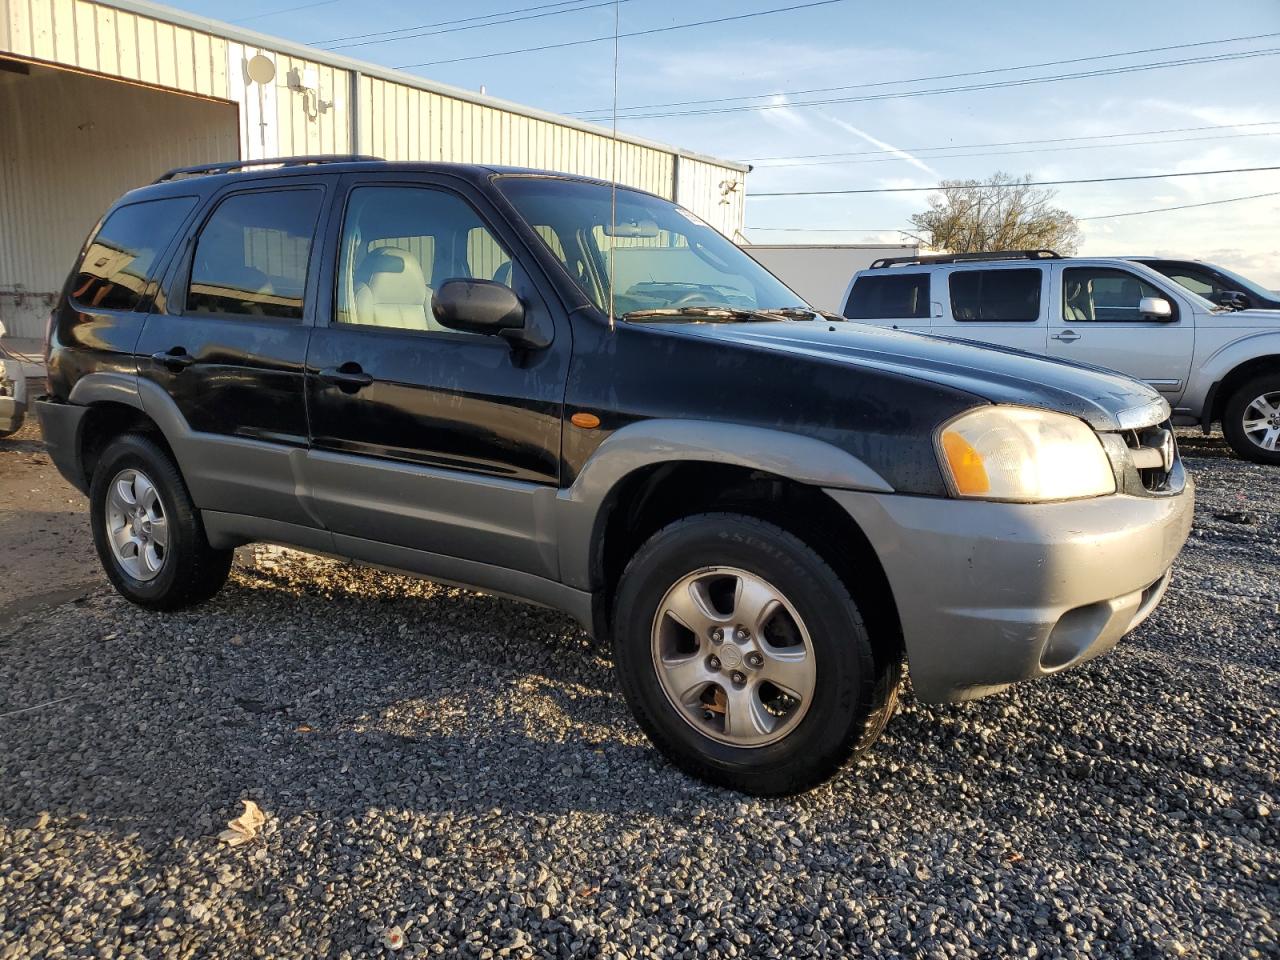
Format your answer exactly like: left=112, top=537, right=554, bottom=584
left=650, top=566, right=816, bottom=748
left=1242, top=391, right=1280, bottom=452
left=104, top=468, right=169, bottom=581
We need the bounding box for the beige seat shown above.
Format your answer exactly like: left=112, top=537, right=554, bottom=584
left=1064, top=279, right=1093, bottom=322
left=353, top=248, right=436, bottom=330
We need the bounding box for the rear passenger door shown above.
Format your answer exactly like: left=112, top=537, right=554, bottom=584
left=138, top=177, right=335, bottom=526
left=934, top=266, right=1047, bottom=354
left=302, top=174, right=570, bottom=580
left=842, top=271, right=933, bottom=332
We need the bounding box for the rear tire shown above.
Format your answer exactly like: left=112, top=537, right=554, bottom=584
left=612, top=513, right=899, bottom=796
left=89, top=433, right=232, bottom=610
left=1223, top=373, right=1280, bottom=465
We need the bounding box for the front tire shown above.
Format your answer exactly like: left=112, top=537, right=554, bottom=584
left=1223, top=373, right=1280, bottom=465
left=612, top=513, right=899, bottom=795
left=90, top=433, right=232, bottom=610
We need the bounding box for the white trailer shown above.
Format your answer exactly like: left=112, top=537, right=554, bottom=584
left=743, top=243, right=919, bottom=314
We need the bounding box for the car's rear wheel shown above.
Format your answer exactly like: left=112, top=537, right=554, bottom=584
left=612, top=513, right=900, bottom=795
left=1223, top=373, right=1280, bottom=465
left=90, top=433, right=233, bottom=609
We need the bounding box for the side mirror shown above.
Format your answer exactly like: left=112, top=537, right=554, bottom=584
left=1139, top=296, right=1173, bottom=320
left=1213, top=290, right=1250, bottom=310
left=432, top=279, right=545, bottom=347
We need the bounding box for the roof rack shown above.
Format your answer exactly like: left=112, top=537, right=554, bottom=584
left=868, top=249, right=1062, bottom=269
left=154, top=155, right=383, bottom=183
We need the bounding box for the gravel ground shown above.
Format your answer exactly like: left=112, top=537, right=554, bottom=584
left=0, top=428, right=1276, bottom=959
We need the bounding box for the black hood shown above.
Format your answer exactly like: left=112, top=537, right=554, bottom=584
left=655, top=319, right=1169, bottom=431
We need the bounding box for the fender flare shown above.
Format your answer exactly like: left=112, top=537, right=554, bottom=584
left=1187, top=334, right=1280, bottom=422
left=553, top=418, right=893, bottom=590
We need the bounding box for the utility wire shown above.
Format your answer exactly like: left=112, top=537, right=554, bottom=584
left=319, top=0, right=635, bottom=51
left=749, top=129, right=1280, bottom=170
left=395, top=0, right=849, bottom=69
left=570, top=30, right=1280, bottom=117
left=578, top=48, right=1280, bottom=120
left=751, top=165, right=1280, bottom=196
left=232, top=0, right=340, bottom=22
left=1078, top=189, right=1280, bottom=221
left=747, top=189, right=1280, bottom=232
left=744, top=120, right=1280, bottom=163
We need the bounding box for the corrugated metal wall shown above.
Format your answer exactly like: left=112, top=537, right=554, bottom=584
left=676, top=156, right=747, bottom=241
left=0, top=62, right=238, bottom=336
left=359, top=74, right=674, bottom=198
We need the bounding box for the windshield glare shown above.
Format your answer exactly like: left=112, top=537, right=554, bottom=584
left=497, top=176, right=807, bottom=318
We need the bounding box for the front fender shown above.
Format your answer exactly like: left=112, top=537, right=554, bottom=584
left=1185, top=331, right=1280, bottom=415
left=553, top=419, right=893, bottom=590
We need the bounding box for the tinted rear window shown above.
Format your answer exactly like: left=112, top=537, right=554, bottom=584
left=71, top=197, right=197, bottom=312
left=949, top=268, right=1041, bottom=321
left=187, top=189, right=323, bottom=320
left=844, top=273, right=929, bottom=319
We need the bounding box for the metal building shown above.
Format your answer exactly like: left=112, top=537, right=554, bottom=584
left=0, top=0, right=749, bottom=337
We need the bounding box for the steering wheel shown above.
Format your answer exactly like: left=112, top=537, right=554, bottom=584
left=671, top=290, right=714, bottom=308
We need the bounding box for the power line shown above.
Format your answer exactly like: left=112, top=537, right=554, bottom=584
left=746, top=189, right=1280, bottom=233
left=743, top=120, right=1280, bottom=163
left=395, top=0, right=849, bottom=69
left=569, top=30, right=1280, bottom=118
left=232, top=0, right=340, bottom=22
left=317, top=0, right=634, bottom=51
left=1078, top=190, right=1280, bottom=221
left=749, top=129, right=1280, bottom=170
left=577, top=48, right=1280, bottom=120
left=751, top=165, right=1280, bottom=197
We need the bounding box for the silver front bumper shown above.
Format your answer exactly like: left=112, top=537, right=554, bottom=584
left=827, top=479, right=1194, bottom=702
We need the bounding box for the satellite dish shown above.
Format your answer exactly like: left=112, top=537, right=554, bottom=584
left=246, top=54, right=276, bottom=85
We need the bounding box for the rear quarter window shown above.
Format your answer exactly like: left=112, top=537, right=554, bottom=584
left=187, top=188, right=324, bottom=320
left=949, top=268, right=1042, bottom=321
left=844, top=273, right=929, bottom=319
left=71, top=196, right=197, bottom=312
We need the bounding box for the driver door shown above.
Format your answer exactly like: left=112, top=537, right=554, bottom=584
left=303, top=174, right=570, bottom=579
left=1047, top=264, right=1194, bottom=404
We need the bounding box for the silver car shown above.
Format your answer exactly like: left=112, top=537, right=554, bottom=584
left=0, top=321, right=28, bottom=438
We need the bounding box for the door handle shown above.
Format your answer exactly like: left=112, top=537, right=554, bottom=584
left=319, top=363, right=374, bottom=392
left=1052, top=331, right=1081, bottom=343
left=151, top=348, right=196, bottom=371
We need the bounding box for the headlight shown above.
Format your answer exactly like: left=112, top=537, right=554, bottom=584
left=937, top=406, right=1116, bottom=502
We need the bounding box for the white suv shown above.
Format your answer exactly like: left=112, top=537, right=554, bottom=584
left=842, top=250, right=1280, bottom=464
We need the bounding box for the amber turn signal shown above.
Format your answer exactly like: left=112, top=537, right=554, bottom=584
left=570, top=412, right=601, bottom=429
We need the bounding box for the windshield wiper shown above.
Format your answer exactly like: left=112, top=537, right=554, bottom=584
left=622, top=306, right=783, bottom=323
left=757, top=306, right=846, bottom=322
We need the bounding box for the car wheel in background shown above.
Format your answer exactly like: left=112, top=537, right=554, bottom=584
left=1223, top=374, right=1280, bottom=466
left=89, top=433, right=233, bottom=609
left=611, top=513, right=900, bottom=796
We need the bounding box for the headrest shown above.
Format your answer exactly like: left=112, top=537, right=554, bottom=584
left=357, top=248, right=427, bottom=305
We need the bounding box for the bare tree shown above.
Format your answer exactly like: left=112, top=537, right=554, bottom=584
left=907, top=172, right=1081, bottom=255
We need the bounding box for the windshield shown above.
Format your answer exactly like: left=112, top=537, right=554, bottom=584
left=497, top=176, right=808, bottom=318
left=1207, top=263, right=1276, bottom=302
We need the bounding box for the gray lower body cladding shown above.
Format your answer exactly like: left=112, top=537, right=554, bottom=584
left=826, top=482, right=1195, bottom=703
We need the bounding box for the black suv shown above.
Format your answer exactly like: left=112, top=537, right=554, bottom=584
left=38, top=157, right=1192, bottom=795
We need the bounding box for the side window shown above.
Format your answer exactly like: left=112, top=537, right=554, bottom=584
left=1063, top=267, right=1171, bottom=323
left=187, top=189, right=323, bottom=320
left=1166, top=270, right=1215, bottom=298
left=844, top=273, right=929, bottom=320
left=337, top=186, right=516, bottom=332
left=72, top=197, right=197, bottom=311
left=949, top=269, right=1042, bottom=321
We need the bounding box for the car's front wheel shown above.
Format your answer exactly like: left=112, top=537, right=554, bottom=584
left=90, top=433, right=233, bottom=609
left=612, top=513, right=900, bottom=795
left=1223, top=373, right=1280, bottom=465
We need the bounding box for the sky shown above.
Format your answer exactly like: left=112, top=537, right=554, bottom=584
left=178, top=0, right=1280, bottom=286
